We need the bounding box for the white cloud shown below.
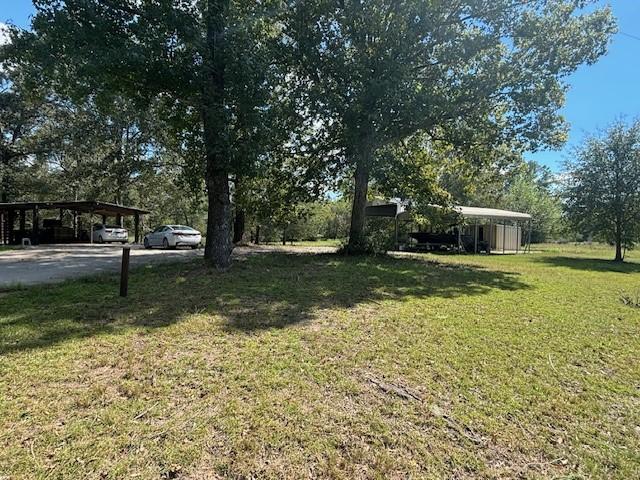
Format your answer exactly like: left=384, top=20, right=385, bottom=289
left=0, top=22, right=10, bottom=46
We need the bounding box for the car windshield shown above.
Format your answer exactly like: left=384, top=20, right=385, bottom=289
left=170, top=225, right=196, bottom=231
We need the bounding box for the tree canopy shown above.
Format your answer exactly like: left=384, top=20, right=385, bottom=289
left=0, top=0, right=618, bottom=260
left=5, top=0, right=290, bottom=268
left=281, top=0, right=614, bottom=251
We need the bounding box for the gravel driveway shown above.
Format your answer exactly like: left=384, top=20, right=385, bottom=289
left=0, top=244, right=335, bottom=288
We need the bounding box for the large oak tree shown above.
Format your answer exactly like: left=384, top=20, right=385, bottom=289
left=282, top=0, right=615, bottom=252
left=7, top=0, right=281, bottom=269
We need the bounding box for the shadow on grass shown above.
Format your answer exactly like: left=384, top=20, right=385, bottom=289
left=534, top=255, right=640, bottom=273
left=0, top=252, right=528, bottom=355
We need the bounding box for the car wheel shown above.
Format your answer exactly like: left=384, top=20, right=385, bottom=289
left=191, top=245, right=198, bottom=250
left=163, top=237, right=169, bottom=249
left=144, top=238, right=151, bottom=249
left=98, top=235, right=104, bottom=244
left=121, top=241, right=127, bottom=244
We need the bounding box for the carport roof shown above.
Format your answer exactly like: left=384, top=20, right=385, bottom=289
left=365, top=202, right=531, bottom=221
left=452, top=206, right=531, bottom=221
left=0, top=201, right=149, bottom=216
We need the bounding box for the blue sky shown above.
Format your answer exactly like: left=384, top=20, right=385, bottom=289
left=2, top=1, right=639, bottom=172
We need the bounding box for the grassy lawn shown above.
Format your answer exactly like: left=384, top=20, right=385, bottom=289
left=1, top=246, right=639, bottom=478
left=0, top=245, right=18, bottom=254
left=259, top=238, right=343, bottom=248
left=290, top=239, right=343, bottom=247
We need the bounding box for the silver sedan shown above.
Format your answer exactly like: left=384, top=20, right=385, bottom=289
left=143, top=225, right=202, bottom=249
left=92, top=224, right=128, bottom=244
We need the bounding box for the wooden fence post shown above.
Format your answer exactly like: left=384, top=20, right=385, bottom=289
left=120, top=246, right=131, bottom=297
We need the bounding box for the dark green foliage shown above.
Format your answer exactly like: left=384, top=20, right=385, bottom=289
left=0, top=69, right=54, bottom=203
left=281, top=0, right=615, bottom=251
left=5, top=0, right=290, bottom=268
left=565, top=121, right=640, bottom=261
left=501, top=161, right=565, bottom=243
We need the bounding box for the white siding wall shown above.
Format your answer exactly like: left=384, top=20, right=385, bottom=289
left=494, top=224, right=521, bottom=251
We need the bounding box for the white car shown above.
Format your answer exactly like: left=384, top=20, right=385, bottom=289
left=143, top=225, right=202, bottom=249
left=92, top=224, right=128, bottom=244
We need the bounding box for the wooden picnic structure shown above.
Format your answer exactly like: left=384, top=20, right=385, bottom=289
left=0, top=201, right=149, bottom=245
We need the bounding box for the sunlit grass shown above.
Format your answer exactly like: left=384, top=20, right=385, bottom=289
left=1, top=245, right=639, bottom=478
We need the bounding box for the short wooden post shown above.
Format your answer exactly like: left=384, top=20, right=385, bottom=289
left=120, top=246, right=131, bottom=297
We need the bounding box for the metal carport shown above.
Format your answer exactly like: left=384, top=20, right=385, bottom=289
left=0, top=201, right=149, bottom=245
left=365, top=202, right=532, bottom=254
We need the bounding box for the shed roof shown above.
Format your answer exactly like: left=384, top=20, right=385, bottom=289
left=0, top=201, right=149, bottom=216
left=452, top=206, right=531, bottom=221
left=364, top=203, right=404, bottom=217
left=365, top=202, right=531, bottom=221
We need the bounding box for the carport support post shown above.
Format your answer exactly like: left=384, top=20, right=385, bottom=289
left=134, top=213, right=140, bottom=244
left=7, top=209, right=15, bottom=244
left=516, top=220, right=520, bottom=254
left=474, top=220, right=478, bottom=254
left=487, top=219, right=492, bottom=254
left=72, top=210, right=78, bottom=239
left=32, top=206, right=39, bottom=245
left=502, top=221, right=506, bottom=254
left=19, top=209, right=26, bottom=234
left=90, top=212, right=94, bottom=244
left=394, top=215, right=399, bottom=251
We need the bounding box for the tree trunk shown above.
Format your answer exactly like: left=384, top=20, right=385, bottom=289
left=614, top=224, right=623, bottom=262
left=614, top=215, right=624, bottom=262
left=282, top=225, right=287, bottom=246
left=201, top=0, right=232, bottom=270
left=233, top=208, right=245, bottom=244
left=346, top=139, right=374, bottom=253
left=255, top=224, right=260, bottom=245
